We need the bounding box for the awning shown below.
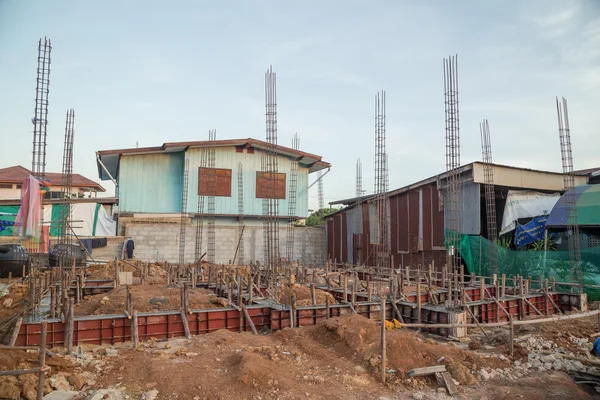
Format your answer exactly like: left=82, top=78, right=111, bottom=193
left=546, top=184, right=600, bottom=228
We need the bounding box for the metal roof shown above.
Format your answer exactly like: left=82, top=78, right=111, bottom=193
left=96, top=138, right=331, bottom=180
left=0, top=165, right=106, bottom=191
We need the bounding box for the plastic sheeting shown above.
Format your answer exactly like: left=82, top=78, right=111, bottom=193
left=500, top=190, right=560, bottom=236
left=13, top=176, right=42, bottom=238
left=546, top=185, right=600, bottom=228
left=47, top=203, right=115, bottom=237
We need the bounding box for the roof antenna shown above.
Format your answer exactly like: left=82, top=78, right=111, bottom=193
left=136, top=141, right=139, bottom=148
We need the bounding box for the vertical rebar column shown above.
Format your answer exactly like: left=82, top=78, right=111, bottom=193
left=356, top=158, right=363, bottom=198
left=207, top=130, right=217, bottom=264
left=355, top=158, right=363, bottom=265
left=286, top=133, right=299, bottom=262
left=30, top=37, right=52, bottom=257
left=480, top=119, right=498, bottom=275
left=237, top=161, right=245, bottom=265
left=443, top=55, right=462, bottom=278
left=58, top=109, right=75, bottom=280
left=179, top=158, right=190, bottom=266
left=264, top=65, right=280, bottom=291
left=194, top=148, right=208, bottom=263
left=556, top=97, right=582, bottom=291
left=31, top=37, right=52, bottom=179
left=374, top=91, right=389, bottom=271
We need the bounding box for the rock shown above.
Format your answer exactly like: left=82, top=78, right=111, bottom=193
left=437, top=388, right=446, bottom=393
left=43, top=391, right=81, bottom=400
left=540, top=355, right=556, bottom=363
left=50, top=375, right=73, bottom=391
left=3, top=296, right=13, bottom=308
left=552, top=360, right=563, bottom=371
left=88, top=389, right=126, bottom=400
left=149, top=297, right=168, bottom=306
left=412, top=393, right=424, bottom=400
left=0, top=376, right=21, bottom=400
left=68, top=374, right=86, bottom=391
left=185, top=352, right=198, bottom=357
left=514, top=361, right=521, bottom=367
left=140, top=390, right=159, bottom=400
left=480, top=369, right=491, bottom=382
left=544, top=363, right=552, bottom=370
left=105, top=348, right=119, bottom=357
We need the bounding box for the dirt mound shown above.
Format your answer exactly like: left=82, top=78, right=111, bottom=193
left=87, top=261, right=166, bottom=284
left=303, top=315, right=507, bottom=382
left=75, top=285, right=226, bottom=315
left=279, top=284, right=336, bottom=306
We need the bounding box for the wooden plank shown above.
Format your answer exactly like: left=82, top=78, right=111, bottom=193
left=407, top=365, right=446, bottom=377
left=436, top=371, right=458, bottom=396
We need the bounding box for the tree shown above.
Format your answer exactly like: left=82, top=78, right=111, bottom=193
left=305, top=208, right=338, bottom=226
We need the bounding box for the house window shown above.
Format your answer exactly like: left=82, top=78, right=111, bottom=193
left=198, top=168, right=232, bottom=197
left=0, top=184, right=12, bottom=189
left=43, top=192, right=64, bottom=199
left=256, top=172, right=286, bottom=199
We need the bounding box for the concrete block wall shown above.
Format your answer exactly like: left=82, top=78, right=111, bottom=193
left=125, top=221, right=326, bottom=266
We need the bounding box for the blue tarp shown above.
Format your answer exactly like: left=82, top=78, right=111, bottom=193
left=515, top=216, right=547, bottom=248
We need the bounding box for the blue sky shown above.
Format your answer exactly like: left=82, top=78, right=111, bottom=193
left=0, top=0, right=599, bottom=210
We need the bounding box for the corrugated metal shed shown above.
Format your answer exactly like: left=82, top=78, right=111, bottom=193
left=119, top=153, right=183, bottom=212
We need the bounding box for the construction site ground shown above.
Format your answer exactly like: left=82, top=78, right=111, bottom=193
left=74, top=285, right=227, bottom=316
left=1, top=314, right=598, bottom=399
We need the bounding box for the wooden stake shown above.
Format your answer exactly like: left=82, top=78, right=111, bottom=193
left=509, top=316, right=514, bottom=358
left=67, top=298, right=74, bottom=354
left=501, top=274, right=506, bottom=298
left=181, top=309, right=191, bottom=339
left=310, top=283, right=316, bottom=305
left=36, top=321, right=47, bottom=400
left=480, top=279, right=485, bottom=301
left=242, top=305, right=257, bottom=334
left=380, top=295, right=387, bottom=383
left=114, top=258, right=119, bottom=287
left=290, top=293, right=297, bottom=328
left=8, top=272, right=11, bottom=284
left=8, top=317, right=23, bottom=346
left=50, top=286, right=56, bottom=319
left=325, top=296, right=330, bottom=319
left=132, top=311, right=139, bottom=348
left=417, top=275, right=422, bottom=328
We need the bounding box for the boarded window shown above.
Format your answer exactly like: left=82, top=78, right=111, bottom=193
left=256, top=172, right=286, bottom=199
left=198, top=168, right=232, bottom=197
